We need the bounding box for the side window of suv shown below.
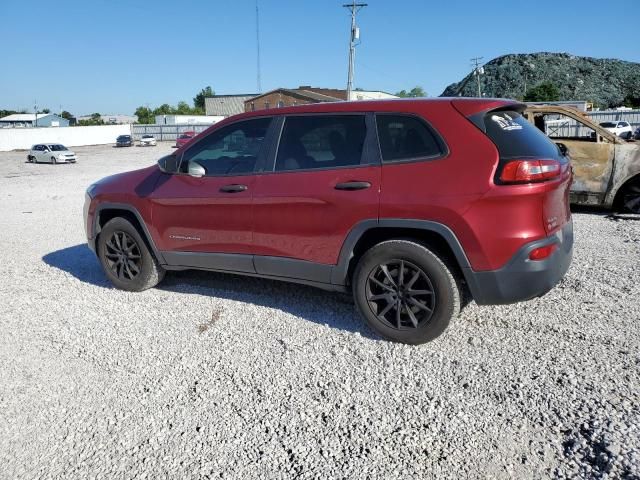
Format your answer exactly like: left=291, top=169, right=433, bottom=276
left=180, top=117, right=272, bottom=176
left=275, top=115, right=366, bottom=171
left=376, top=114, right=445, bottom=162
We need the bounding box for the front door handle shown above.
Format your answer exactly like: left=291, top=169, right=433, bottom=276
left=220, top=184, right=248, bottom=193
left=334, top=181, right=372, bottom=191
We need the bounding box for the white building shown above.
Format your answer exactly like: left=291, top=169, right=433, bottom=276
left=348, top=90, right=398, bottom=101
left=0, top=113, right=69, bottom=128
left=76, top=114, right=137, bottom=124
left=155, top=114, right=224, bottom=125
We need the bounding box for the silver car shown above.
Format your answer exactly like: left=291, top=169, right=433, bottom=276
left=28, top=144, right=77, bottom=164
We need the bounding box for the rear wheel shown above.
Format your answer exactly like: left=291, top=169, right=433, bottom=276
left=97, top=217, right=165, bottom=291
left=353, top=240, right=460, bottom=344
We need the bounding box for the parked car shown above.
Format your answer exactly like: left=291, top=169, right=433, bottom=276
left=175, top=131, right=196, bottom=148
left=139, top=134, right=157, bottom=147
left=116, top=135, right=133, bottom=147
left=524, top=105, right=640, bottom=213
left=28, top=144, right=76, bottom=164
left=84, top=98, right=573, bottom=344
left=599, top=121, right=633, bottom=137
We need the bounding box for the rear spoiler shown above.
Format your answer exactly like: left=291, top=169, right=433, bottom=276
left=451, top=99, right=527, bottom=133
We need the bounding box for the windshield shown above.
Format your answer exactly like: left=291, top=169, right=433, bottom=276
left=49, top=144, right=68, bottom=151
left=600, top=122, right=616, bottom=128
left=178, top=134, right=191, bottom=139
left=118, top=135, right=130, bottom=140
left=142, top=135, right=153, bottom=138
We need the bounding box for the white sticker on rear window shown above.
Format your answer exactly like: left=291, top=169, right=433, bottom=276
left=491, top=113, right=523, bottom=131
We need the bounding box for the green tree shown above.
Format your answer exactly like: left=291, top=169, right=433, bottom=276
left=193, top=86, right=215, bottom=111
left=524, top=82, right=560, bottom=102
left=0, top=109, right=19, bottom=118
left=134, top=106, right=154, bottom=124
left=153, top=103, right=174, bottom=116
left=394, top=86, right=427, bottom=98
left=60, top=111, right=74, bottom=120
left=176, top=101, right=195, bottom=115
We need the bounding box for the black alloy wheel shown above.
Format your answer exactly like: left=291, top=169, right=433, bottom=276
left=366, top=259, right=436, bottom=330
left=103, top=230, right=142, bottom=281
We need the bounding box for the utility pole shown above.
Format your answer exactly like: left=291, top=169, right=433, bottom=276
left=34, top=101, right=38, bottom=128
left=470, top=57, right=484, bottom=97
left=255, top=0, right=262, bottom=93
left=343, top=1, right=367, bottom=101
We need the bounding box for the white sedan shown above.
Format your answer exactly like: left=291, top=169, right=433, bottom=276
left=27, top=144, right=77, bottom=164
left=139, top=135, right=157, bottom=146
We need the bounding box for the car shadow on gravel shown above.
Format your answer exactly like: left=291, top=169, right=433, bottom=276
left=43, top=244, right=376, bottom=338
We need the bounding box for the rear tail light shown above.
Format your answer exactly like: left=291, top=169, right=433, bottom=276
left=528, top=244, right=558, bottom=261
left=498, top=159, right=563, bottom=184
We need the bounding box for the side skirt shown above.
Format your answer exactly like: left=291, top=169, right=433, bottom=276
left=160, top=251, right=346, bottom=293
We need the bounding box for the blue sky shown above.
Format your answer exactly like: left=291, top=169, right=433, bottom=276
left=2, top=0, right=639, bottom=116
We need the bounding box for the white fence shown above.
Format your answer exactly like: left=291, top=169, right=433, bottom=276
left=131, top=124, right=213, bottom=141
left=0, top=124, right=132, bottom=151
left=587, top=109, right=640, bottom=129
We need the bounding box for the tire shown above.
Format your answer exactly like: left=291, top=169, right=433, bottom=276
left=619, top=178, right=640, bottom=214
left=97, top=217, right=165, bottom=291
left=352, top=240, right=461, bottom=344
left=27, top=156, right=33, bottom=163
left=51, top=156, right=57, bottom=164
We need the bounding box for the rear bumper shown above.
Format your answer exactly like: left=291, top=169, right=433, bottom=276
left=465, top=220, right=573, bottom=305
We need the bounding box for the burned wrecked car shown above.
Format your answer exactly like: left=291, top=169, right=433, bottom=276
left=523, top=105, right=640, bottom=213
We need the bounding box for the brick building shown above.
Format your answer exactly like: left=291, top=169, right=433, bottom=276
left=244, top=86, right=398, bottom=112
left=244, top=87, right=344, bottom=112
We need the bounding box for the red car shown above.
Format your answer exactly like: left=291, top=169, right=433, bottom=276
left=175, top=130, right=196, bottom=148
left=84, top=98, right=573, bottom=344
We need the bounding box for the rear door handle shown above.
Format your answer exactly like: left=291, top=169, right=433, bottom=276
left=219, top=184, right=248, bottom=193
left=334, top=181, right=371, bottom=191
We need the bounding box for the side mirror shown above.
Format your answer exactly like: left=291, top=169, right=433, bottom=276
left=157, top=154, right=178, bottom=174
left=556, top=142, right=568, bottom=156
left=188, top=160, right=206, bottom=178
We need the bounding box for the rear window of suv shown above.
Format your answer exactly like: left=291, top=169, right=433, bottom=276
left=483, top=110, right=560, bottom=159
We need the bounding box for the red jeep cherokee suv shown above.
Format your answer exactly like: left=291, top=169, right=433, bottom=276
left=84, top=98, right=573, bottom=344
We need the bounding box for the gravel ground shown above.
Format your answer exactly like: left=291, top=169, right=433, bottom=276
left=0, top=143, right=638, bottom=479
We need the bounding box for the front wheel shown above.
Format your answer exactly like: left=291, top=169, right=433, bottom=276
left=97, top=217, right=165, bottom=291
left=352, top=240, right=461, bottom=344
left=620, top=178, right=640, bottom=214
left=51, top=156, right=57, bottom=164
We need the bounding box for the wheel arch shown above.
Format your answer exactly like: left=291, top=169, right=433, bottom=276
left=94, top=204, right=165, bottom=264
left=331, top=219, right=472, bottom=288
left=612, top=173, right=640, bottom=212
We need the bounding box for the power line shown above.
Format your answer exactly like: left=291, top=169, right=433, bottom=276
left=343, top=1, right=367, bottom=101
left=470, top=57, right=484, bottom=98
left=256, top=0, right=262, bottom=93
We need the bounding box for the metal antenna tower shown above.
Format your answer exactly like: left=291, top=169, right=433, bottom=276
left=256, top=0, right=262, bottom=93
left=471, top=57, right=484, bottom=97
left=343, top=1, right=367, bottom=101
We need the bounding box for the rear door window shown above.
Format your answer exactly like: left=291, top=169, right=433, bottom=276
left=275, top=115, right=366, bottom=171
left=375, top=114, right=446, bottom=162
left=484, top=110, right=561, bottom=159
